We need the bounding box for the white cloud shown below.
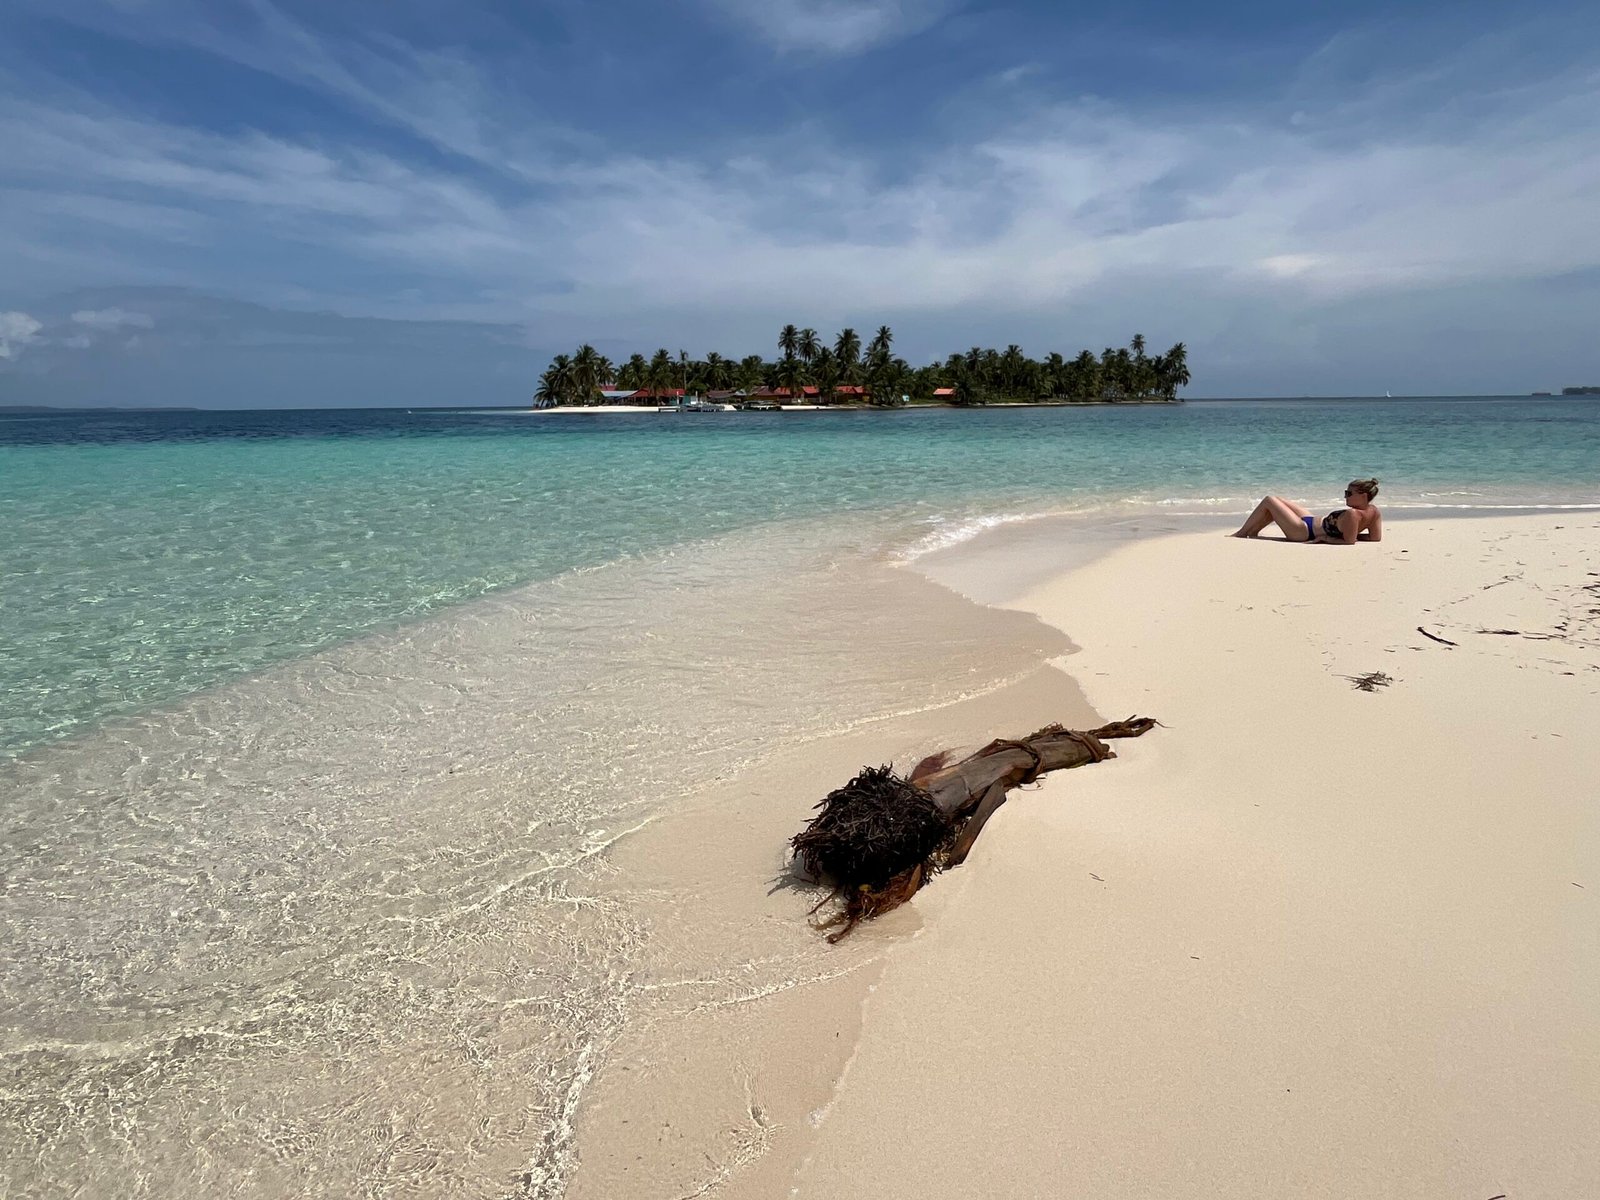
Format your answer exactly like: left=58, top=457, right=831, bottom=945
left=996, top=63, right=1042, bottom=86
left=1256, top=254, right=1325, bottom=278
left=71, top=307, right=155, bottom=330
left=707, top=0, right=957, bottom=55
left=0, top=311, right=43, bottom=359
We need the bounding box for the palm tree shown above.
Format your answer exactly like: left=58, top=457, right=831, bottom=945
left=870, top=356, right=911, bottom=406
left=702, top=352, right=734, bottom=391
left=798, top=327, right=820, bottom=364
left=1127, top=334, right=1153, bottom=397
left=867, top=325, right=893, bottom=366
left=962, top=346, right=984, bottom=393
left=1044, top=352, right=1067, bottom=398
left=1069, top=350, right=1099, bottom=400
left=545, top=353, right=574, bottom=404
left=778, top=324, right=799, bottom=362
left=1093, top=348, right=1113, bottom=399
left=647, top=348, right=674, bottom=399
left=533, top=370, right=560, bottom=408
left=834, top=327, right=861, bottom=381
left=736, top=354, right=766, bottom=392
left=1000, top=344, right=1027, bottom=397
left=617, top=353, right=648, bottom=391
left=811, top=346, right=839, bottom=404
left=571, top=344, right=605, bottom=405
left=775, top=354, right=809, bottom=403
left=1156, top=343, right=1190, bottom=399
left=1113, top=348, right=1134, bottom=400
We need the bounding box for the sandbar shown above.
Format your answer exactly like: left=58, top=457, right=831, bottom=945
left=795, top=514, right=1600, bottom=1196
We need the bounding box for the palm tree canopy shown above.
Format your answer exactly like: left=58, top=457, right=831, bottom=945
left=834, top=327, right=861, bottom=366
left=775, top=355, right=809, bottom=399
left=540, top=328, right=1188, bottom=407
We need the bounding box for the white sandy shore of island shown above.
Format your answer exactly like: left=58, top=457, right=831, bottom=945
left=786, top=514, right=1600, bottom=1197
left=523, top=403, right=830, bottom=413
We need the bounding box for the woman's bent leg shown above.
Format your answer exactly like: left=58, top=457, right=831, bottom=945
left=1233, top=495, right=1311, bottom=539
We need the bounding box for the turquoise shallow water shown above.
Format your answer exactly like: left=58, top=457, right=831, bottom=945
left=3, top=397, right=1598, bottom=757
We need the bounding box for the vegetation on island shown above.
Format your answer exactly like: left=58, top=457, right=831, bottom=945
left=533, top=325, right=1189, bottom=407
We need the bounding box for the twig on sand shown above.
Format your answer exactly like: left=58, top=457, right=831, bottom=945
left=1417, top=626, right=1458, bottom=647
left=1342, top=671, right=1394, bottom=692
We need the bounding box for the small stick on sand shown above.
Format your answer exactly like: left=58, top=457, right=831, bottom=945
left=1342, top=671, right=1394, bottom=692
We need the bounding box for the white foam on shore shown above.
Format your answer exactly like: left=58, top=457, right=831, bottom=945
left=896, top=492, right=1600, bottom=568
left=894, top=512, right=1039, bottom=562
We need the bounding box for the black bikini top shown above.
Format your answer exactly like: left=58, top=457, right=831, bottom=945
left=1322, top=509, right=1348, bottom=538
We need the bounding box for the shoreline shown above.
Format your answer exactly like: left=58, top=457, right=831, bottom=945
left=7, top=499, right=1599, bottom=1196
left=559, top=505, right=1597, bottom=1196
left=562, top=661, right=1101, bottom=1199
left=0, top=508, right=1091, bottom=1198
left=789, top=513, right=1600, bottom=1196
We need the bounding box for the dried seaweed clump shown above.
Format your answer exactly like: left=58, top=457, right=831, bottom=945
left=790, top=765, right=954, bottom=941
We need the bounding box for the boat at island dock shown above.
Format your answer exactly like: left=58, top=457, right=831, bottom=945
left=658, top=397, right=738, bottom=412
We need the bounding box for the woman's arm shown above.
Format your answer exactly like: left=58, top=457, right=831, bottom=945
left=1360, top=510, right=1383, bottom=541
left=1336, top=510, right=1360, bottom=544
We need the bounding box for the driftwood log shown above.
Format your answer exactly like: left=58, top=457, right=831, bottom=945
left=791, top=717, right=1156, bottom=940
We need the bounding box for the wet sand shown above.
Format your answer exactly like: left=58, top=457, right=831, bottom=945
left=564, top=665, right=1099, bottom=1199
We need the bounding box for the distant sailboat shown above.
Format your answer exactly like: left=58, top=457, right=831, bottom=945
left=1385, top=390, right=1392, bottom=398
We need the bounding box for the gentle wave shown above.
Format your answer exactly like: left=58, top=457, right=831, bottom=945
left=893, top=492, right=1600, bottom=568
left=894, top=511, right=1039, bottom=562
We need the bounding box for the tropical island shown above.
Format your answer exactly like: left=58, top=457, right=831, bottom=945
left=533, top=325, right=1189, bottom=408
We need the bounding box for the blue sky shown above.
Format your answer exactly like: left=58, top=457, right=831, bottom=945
left=1, top=0, right=1598, bottom=404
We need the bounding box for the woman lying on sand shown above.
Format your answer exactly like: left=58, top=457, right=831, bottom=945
left=1231, top=478, right=1383, bottom=544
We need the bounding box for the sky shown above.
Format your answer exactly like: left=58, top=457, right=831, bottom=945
left=1, top=0, right=1598, bottom=406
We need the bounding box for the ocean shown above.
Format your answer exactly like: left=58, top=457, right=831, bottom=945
left=2, top=397, right=1596, bottom=1196
left=5, top=398, right=1597, bottom=760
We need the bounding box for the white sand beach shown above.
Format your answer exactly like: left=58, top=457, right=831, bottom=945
left=790, top=514, right=1600, bottom=1197
left=525, top=404, right=666, bottom=413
